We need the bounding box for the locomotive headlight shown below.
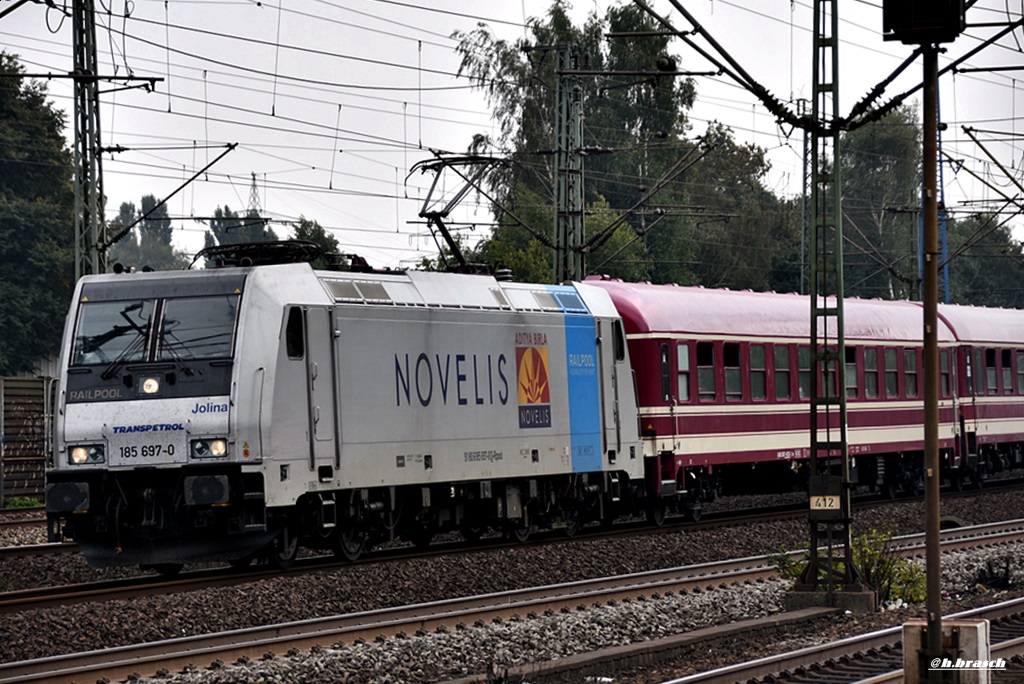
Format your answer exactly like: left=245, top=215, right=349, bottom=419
left=69, top=445, right=105, bottom=465
left=140, top=377, right=161, bottom=395
left=191, top=438, right=228, bottom=458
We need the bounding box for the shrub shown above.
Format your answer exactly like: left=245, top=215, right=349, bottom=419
left=3, top=496, right=42, bottom=509
left=771, top=523, right=926, bottom=605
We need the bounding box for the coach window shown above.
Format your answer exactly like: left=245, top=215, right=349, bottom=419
left=905, top=349, right=919, bottom=398
left=285, top=307, right=305, bottom=359
left=775, top=345, right=791, bottom=400
left=864, top=348, right=879, bottom=398
left=845, top=347, right=858, bottom=398
left=972, top=348, right=984, bottom=394
left=1002, top=349, right=1013, bottom=394
left=1017, top=351, right=1024, bottom=395
left=940, top=349, right=952, bottom=397
left=660, top=344, right=672, bottom=402
left=676, top=343, right=691, bottom=401
left=985, top=348, right=997, bottom=394
left=798, top=346, right=812, bottom=400
left=750, top=344, right=766, bottom=400
left=697, top=342, right=716, bottom=402
left=724, top=343, right=742, bottom=401
left=880, top=350, right=897, bottom=397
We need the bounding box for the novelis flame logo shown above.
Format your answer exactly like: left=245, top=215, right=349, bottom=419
left=516, top=344, right=551, bottom=428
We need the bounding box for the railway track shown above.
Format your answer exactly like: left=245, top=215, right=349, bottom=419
left=4, top=499, right=1024, bottom=614
left=650, top=598, right=1024, bottom=684
left=4, top=518, right=1024, bottom=684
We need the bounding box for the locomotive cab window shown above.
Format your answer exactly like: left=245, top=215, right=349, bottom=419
left=612, top=320, right=625, bottom=362
left=72, top=299, right=155, bottom=366
left=285, top=307, right=305, bottom=360
left=158, top=295, right=239, bottom=361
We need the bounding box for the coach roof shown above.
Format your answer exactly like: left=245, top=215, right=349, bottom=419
left=586, top=278, right=956, bottom=343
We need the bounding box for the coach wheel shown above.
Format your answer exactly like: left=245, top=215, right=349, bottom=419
left=267, top=526, right=299, bottom=569
left=409, top=526, right=434, bottom=550
left=687, top=504, right=702, bottom=523
left=335, top=526, right=366, bottom=562
left=949, top=471, right=965, bottom=491
left=882, top=479, right=899, bottom=500
left=149, top=563, right=184, bottom=577
left=646, top=501, right=666, bottom=527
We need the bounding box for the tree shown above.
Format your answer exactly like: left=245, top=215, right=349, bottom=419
left=107, top=195, right=189, bottom=271
left=0, top=52, right=75, bottom=374
left=840, top=105, right=922, bottom=300
left=203, top=205, right=278, bottom=249
left=452, top=2, right=782, bottom=287
left=292, top=216, right=339, bottom=268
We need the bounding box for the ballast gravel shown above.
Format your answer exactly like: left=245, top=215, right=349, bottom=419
left=3, top=488, right=1024, bottom=683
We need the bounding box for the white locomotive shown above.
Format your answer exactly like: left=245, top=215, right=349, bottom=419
left=46, top=251, right=643, bottom=571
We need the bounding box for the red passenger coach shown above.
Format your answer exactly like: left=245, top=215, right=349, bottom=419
left=939, top=303, right=1024, bottom=480
left=586, top=278, right=974, bottom=510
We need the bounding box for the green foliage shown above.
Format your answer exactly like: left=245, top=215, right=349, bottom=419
left=3, top=496, right=41, bottom=509
left=854, top=524, right=926, bottom=604
left=292, top=216, right=339, bottom=268
left=107, top=196, right=190, bottom=271
left=0, top=51, right=75, bottom=374
left=203, top=205, right=279, bottom=253
left=770, top=524, right=926, bottom=605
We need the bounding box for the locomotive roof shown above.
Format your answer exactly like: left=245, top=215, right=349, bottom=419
left=585, top=279, right=956, bottom=343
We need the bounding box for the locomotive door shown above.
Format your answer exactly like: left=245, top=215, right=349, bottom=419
left=305, top=307, right=338, bottom=472
left=596, top=318, right=623, bottom=455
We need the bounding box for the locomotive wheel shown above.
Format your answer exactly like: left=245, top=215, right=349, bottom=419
left=267, top=527, right=299, bottom=569
left=950, top=471, right=965, bottom=492
left=460, top=523, right=485, bottom=542
left=149, top=563, right=184, bottom=577
left=505, top=524, right=531, bottom=543
left=335, top=526, right=366, bottom=562
left=687, top=505, right=702, bottom=522
left=228, top=555, right=254, bottom=569
left=561, top=508, right=581, bottom=537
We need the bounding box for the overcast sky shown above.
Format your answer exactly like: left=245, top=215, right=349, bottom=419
left=3, top=0, right=1022, bottom=270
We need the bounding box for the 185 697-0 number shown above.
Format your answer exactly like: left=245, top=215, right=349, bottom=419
left=120, top=444, right=175, bottom=458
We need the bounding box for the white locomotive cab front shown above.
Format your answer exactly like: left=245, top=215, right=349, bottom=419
left=46, top=271, right=270, bottom=568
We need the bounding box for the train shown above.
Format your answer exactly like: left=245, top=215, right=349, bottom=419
left=44, top=244, right=1024, bottom=572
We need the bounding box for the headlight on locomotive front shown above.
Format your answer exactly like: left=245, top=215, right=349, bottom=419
left=69, top=445, right=105, bottom=465
left=191, top=438, right=228, bottom=459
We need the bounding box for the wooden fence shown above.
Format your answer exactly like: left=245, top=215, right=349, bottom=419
left=1, top=377, right=54, bottom=506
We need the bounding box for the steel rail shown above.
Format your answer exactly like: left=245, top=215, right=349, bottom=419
left=6, top=520, right=1024, bottom=684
